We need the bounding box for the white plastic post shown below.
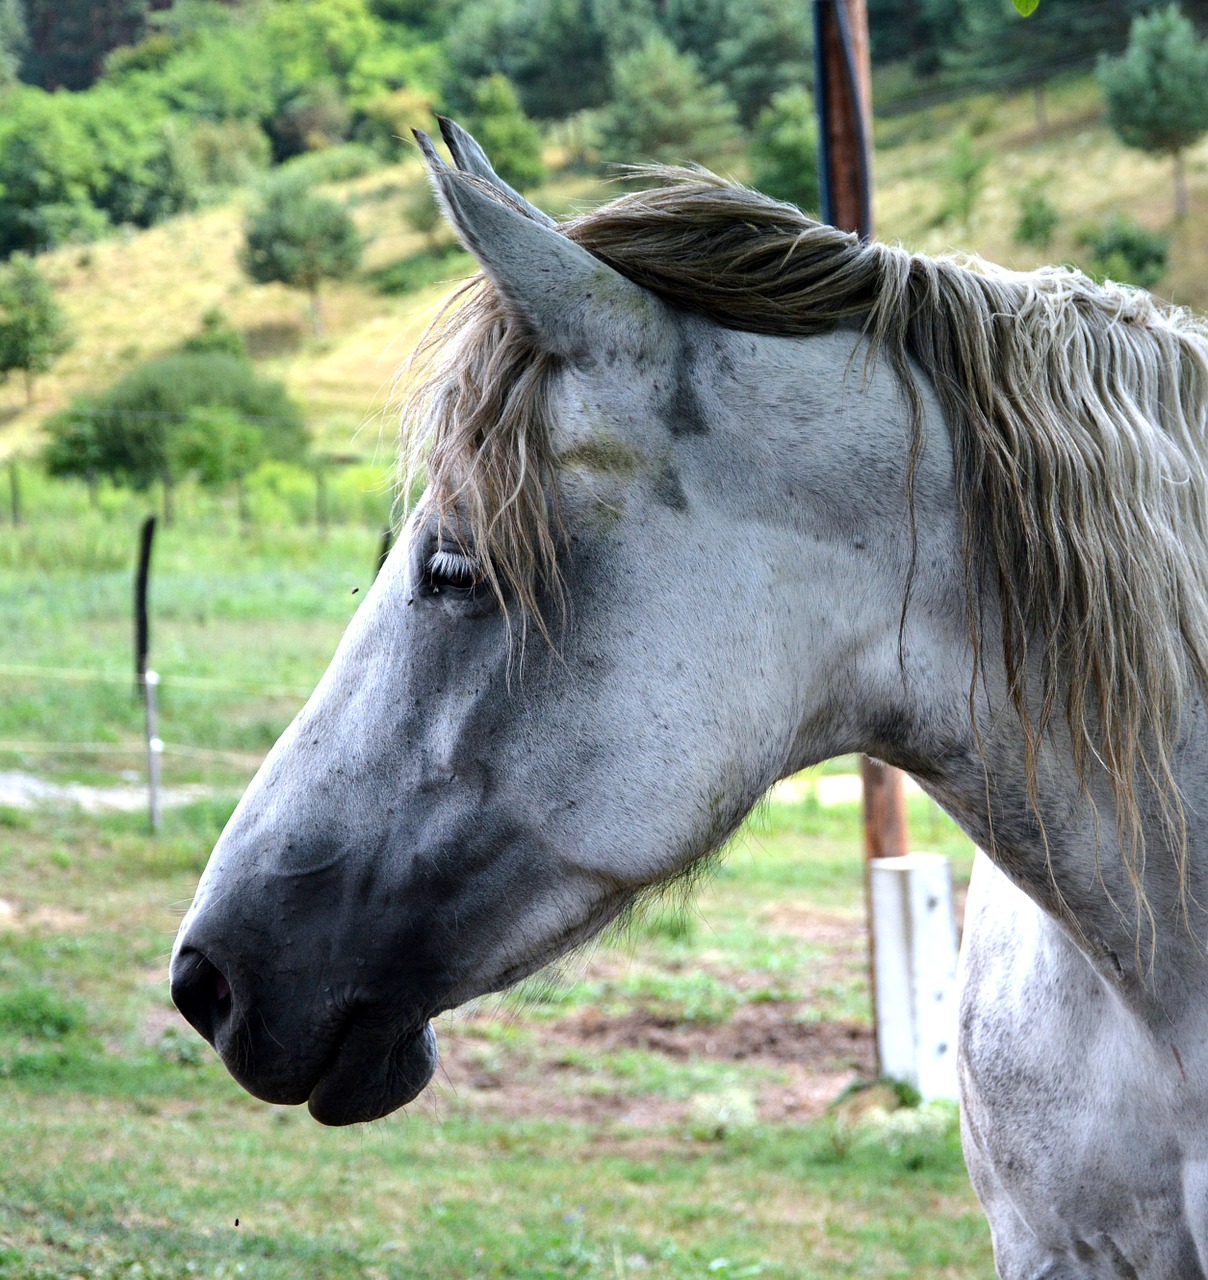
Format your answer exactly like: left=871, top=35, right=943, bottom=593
left=144, top=668, right=162, bottom=834
left=869, top=852, right=959, bottom=1100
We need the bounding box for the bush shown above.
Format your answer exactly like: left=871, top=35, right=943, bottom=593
left=277, top=142, right=382, bottom=185
left=186, top=118, right=271, bottom=189
left=180, top=307, right=247, bottom=359
left=353, top=86, right=434, bottom=160
left=938, top=127, right=989, bottom=228
left=463, top=73, right=545, bottom=191
left=75, top=89, right=201, bottom=228
left=750, top=87, right=820, bottom=213
left=0, top=86, right=102, bottom=256
left=1076, top=214, right=1170, bottom=289
left=268, top=81, right=353, bottom=161
left=44, top=350, right=307, bottom=489
left=1013, top=181, right=1060, bottom=249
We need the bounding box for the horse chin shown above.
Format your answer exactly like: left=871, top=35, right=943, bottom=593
left=306, top=1021, right=438, bottom=1127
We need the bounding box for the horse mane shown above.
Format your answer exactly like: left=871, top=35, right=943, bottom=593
left=402, top=170, right=1208, bottom=910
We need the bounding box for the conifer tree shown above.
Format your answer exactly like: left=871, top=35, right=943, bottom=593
left=598, top=33, right=740, bottom=167
left=1098, top=5, right=1208, bottom=219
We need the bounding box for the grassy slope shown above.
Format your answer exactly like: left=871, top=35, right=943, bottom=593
left=874, top=75, right=1208, bottom=296
left=2, top=72, right=1206, bottom=464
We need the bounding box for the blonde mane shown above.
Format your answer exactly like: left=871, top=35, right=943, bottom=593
left=403, top=172, right=1208, bottom=903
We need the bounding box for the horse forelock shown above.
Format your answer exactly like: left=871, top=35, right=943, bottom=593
left=400, top=170, right=1208, bottom=918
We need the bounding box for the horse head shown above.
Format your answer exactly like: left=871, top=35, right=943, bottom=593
left=168, top=122, right=965, bottom=1125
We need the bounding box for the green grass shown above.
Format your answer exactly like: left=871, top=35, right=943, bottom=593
left=0, top=777, right=987, bottom=1278
left=0, top=477, right=384, bottom=789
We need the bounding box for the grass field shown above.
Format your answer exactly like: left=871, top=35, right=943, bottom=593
left=0, top=793, right=988, bottom=1280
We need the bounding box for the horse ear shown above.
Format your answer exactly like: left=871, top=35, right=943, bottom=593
left=413, top=127, right=663, bottom=358
left=436, top=115, right=557, bottom=229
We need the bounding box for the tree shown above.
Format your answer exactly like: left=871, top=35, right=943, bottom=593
left=0, top=87, right=107, bottom=256
left=444, top=0, right=614, bottom=120
left=940, top=0, right=1145, bottom=129
left=241, top=179, right=362, bottom=334
left=21, top=0, right=158, bottom=90
left=750, top=87, right=820, bottom=213
left=598, top=33, right=740, bottom=167
left=662, top=0, right=811, bottom=126
left=463, top=73, right=545, bottom=191
left=0, top=255, right=72, bottom=404
left=1076, top=213, right=1169, bottom=288
left=0, top=0, right=27, bottom=84
left=1098, top=4, right=1208, bottom=219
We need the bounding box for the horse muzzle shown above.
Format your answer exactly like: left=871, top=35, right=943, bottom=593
left=170, top=944, right=439, bottom=1125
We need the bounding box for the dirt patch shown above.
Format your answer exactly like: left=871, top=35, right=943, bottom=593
left=759, top=902, right=866, bottom=947
left=430, top=1003, right=874, bottom=1128
left=0, top=897, right=87, bottom=931
left=552, top=1002, right=869, bottom=1067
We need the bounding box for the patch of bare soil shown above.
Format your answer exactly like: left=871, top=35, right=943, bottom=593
left=0, top=897, right=87, bottom=931
left=430, top=1002, right=874, bottom=1129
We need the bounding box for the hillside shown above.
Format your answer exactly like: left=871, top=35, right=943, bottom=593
left=1, top=74, right=1206, bottom=466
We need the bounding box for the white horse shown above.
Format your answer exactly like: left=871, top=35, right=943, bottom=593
left=172, top=119, right=1208, bottom=1278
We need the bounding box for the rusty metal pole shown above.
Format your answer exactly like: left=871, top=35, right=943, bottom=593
left=815, top=0, right=908, bottom=1074
left=814, top=0, right=874, bottom=239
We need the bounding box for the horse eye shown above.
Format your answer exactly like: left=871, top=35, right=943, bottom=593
left=427, top=548, right=481, bottom=593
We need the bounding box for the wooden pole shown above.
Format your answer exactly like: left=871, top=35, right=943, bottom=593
left=815, top=0, right=909, bottom=1076
left=9, top=459, right=21, bottom=527
left=814, top=0, right=874, bottom=239
left=134, top=515, right=161, bottom=833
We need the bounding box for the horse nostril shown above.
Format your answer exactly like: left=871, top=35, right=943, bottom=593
left=171, top=947, right=234, bottom=1047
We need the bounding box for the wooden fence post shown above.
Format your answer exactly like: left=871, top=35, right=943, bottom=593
left=9, top=459, right=21, bottom=527
left=815, top=0, right=915, bottom=1076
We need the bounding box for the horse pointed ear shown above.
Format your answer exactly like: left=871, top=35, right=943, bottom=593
left=413, top=128, right=662, bottom=358
left=436, top=116, right=557, bottom=229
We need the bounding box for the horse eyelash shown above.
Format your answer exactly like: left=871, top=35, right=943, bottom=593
left=428, top=548, right=481, bottom=584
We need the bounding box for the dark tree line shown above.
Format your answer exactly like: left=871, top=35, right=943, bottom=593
left=870, top=0, right=1208, bottom=94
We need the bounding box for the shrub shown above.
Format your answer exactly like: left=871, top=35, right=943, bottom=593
left=353, top=86, right=434, bottom=160
left=186, top=118, right=271, bottom=189
left=277, top=142, right=381, bottom=185
left=268, top=81, right=353, bottom=161
left=1013, top=181, right=1060, bottom=249
left=1076, top=214, right=1170, bottom=289
left=180, top=307, right=247, bottom=359
left=44, top=350, right=307, bottom=489
left=938, top=127, right=989, bottom=228
left=75, top=90, right=201, bottom=227
left=0, top=86, right=102, bottom=256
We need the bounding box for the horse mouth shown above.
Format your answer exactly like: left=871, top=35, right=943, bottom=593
left=306, top=1019, right=439, bottom=1126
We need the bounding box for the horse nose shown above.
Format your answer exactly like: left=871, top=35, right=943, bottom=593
left=171, top=947, right=234, bottom=1047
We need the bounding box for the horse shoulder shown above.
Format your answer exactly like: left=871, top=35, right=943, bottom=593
left=960, top=854, right=1208, bottom=1276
